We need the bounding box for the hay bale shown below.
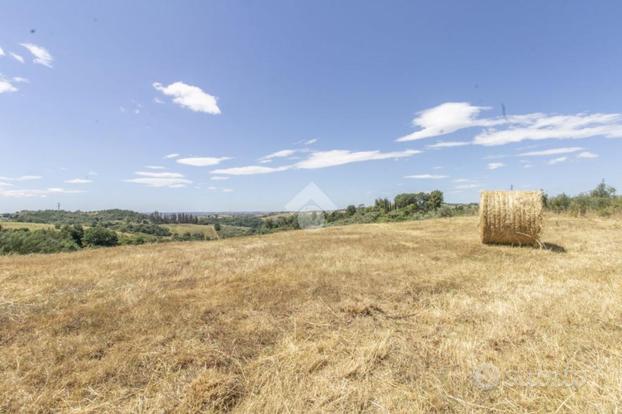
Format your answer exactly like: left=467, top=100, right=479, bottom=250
left=479, top=191, right=543, bottom=245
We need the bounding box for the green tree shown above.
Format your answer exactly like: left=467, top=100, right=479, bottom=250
left=427, top=190, right=444, bottom=210
left=346, top=205, right=357, bottom=216
left=591, top=180, right=616, bottom=198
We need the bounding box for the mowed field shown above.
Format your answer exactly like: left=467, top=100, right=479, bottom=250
left=1, top=216, right=621, bottom=413
left=162, top=224, right=219, bottom=239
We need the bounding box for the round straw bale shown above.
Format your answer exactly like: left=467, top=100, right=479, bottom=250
left=479, top=191, right=544, bottom=245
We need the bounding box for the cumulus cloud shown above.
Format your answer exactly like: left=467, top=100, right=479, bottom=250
left=487, top=162, right=505, bottom=170
left=404, top=174, right=448, bottom=179
left=10, top=52, right=24, bottom=63
left=20, top=43, right=53, bottom=68
left=64, top=178, right=93, bottom=184
left=153, top=81, right=221, bottom=114
left=176, top=156, right=231, bottom=167
left=577, top=151, right=598, bottom=159
left=548, top=156, right=568, bottom=165
left=398, top=102, right=622, bottom=146
left=519, top=147, right=583, bottom=157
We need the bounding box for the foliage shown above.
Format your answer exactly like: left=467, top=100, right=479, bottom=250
left=545, top=181, right=621, bottom=217
left=83, top=226, right=119, bottom=247
left=0, top=228, right=79, bottom=255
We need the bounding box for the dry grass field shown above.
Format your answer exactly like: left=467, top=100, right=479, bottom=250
left=0, top=221, right=54, bottom=231
left=1, top=216, right=621, bottom=413
left=162, top=224, right=219, bottom=239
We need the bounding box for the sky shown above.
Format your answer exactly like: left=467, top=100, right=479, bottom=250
left=1, top=0, right=622, bottom=213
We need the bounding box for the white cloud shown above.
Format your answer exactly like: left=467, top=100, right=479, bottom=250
left=455, top=183, right=482, bottom=190
left=474, top=113, right=622, bottom=146
left=304, top=138, right=318, bottom=145
left=210, top=176, right=230, bottom=181
left=20, top=43, right=53, bottom=68
left=296, top=149, right=420, bottom=169
left=577, top=151, right=598, bottom=159
left=222, top=188, right=234, bottom=193
left=519, top=147, right=583, bottom=157
left=487, top=162, right=505, bottom=170
left=548, top=156, right=568, bottom=165
left=145, top=165, right=166, bottom=170
left=177, top=156, right=231, bottom=167
left=10, top=52, right=24, bottom=63
left=427, top=141, right=470, bottom=149
left=0, top=76, right=17, bottom=94
left=397, top=102, right=497, bottom=142
left=12, top=76, right=28, bottom=83
left=164, top=153, right=180, bottom=159
left=135, top=171, right=184, bottom=178
left=124, top=177, right=191, bottom=188
left=154, top=97, right=165, bottom=104
left=404, top=174, right=448, bottom=179
left=0, top=187, right=82, bottom=198
left=207, top=186, right=218, bottom=191
left=210, top=148, right=421, bottom=176
left=0, top=175, right=42, bottom=181
left=260, top=149, right=296, bottom=161
left=453, top=178, right=474, bottom=183
left=211, top=165, right=291, bottom=176
left=153, top=81, right=221, bottom=114
left=398, top=102, right=622, bottom=146
left=64, top=178, right=93, bottom=184
left=0, top=47, right=4, bottom=56
left=88, top=171, right=98, bottom=176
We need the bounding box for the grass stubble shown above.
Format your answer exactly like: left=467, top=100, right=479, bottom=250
left=0, top=216, right=621, bottom=412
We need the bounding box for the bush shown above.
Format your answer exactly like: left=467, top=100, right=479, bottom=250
left=83, top=226, right=119, bottom=247
left=0, top=228, right=79, bottom=255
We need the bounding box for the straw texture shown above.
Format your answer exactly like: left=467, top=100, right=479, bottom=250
left=479, top=191, right=544, bottom=245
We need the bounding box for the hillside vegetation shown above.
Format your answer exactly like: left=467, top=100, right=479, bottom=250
left=1, top=216, right=621, bottom=412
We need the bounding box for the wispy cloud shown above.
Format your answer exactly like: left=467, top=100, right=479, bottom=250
left=577, top=151, right=598, bottom=159
left=398, top=102, right=622, bottom=146
left=519, top=147, right=583, bottom=157
left=0, top=187, right=82, bottom=198
left=222, top=188, right=234, bottom=193
left=548, top=156, right=568, bottom=165
left=0, top=175, right=43, bottom=181
left=455, top=183, right=482, bottom=190
left=404, top=174, right=448, bottom=179
left=211, top=165, right=291, bottom=176
left=427, top=141, right=470, bottom=149
left=211, top=149, right=421, bottom=176
left=145, top=165, right=166, bottom=170
left=177, top=156, right=231, bottom=167
left=296, top=149, right=420, bottom=169
left=164, top=153, right=180, bottom=159
left=12, top=76, right=28, bottom=83
left=125, top=171, right=191, bottom=188
left=259, top=149, right=297, bottom=164
left=0, top=76, right=18, bottom=94
left=210, top=176, right=230, bottom=181
left=9, top=52, right=24, bottom=63
left=20, top=43, right=53, bottom=68
left=64, top=178, right=93, bottom=184
left=0, top=47, right=4, bottom=57
left=135, top=171, right=184, bottom=178
left=487, top=162, right=505, bottom=170
left=153, top=81, right=221, bottom=114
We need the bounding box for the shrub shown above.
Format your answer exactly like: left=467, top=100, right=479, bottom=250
left=83, top=226, right=119, bottom=247
left=0, top=228, right=79, bottom=255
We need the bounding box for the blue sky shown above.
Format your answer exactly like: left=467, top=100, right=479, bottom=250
left=1, top=1, right=621, bottom=212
